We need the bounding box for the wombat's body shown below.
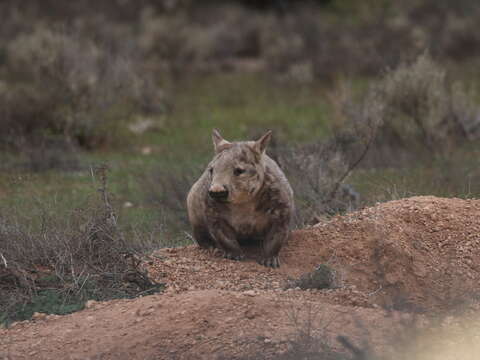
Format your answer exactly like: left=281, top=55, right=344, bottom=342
left=187, top=130, right=294, bottom=268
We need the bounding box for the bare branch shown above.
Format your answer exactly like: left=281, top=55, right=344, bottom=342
left=0, top=253, right=7, bottom=268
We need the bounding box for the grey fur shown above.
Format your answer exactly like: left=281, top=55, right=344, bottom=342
left=187, top=129, right=294, bottom=268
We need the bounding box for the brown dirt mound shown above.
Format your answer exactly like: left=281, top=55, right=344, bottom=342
left=1, top=196, right=480, bottom=359
left=295, top=195, right=480, bottom=311
left=0, top=290, right=407, bottom=360
left=151, top=196, right=480, bottom=312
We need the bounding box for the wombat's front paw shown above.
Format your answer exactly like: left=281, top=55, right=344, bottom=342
left=259, top=256, right=280, bottom=268
left=224, top=252, right=245, bottom=261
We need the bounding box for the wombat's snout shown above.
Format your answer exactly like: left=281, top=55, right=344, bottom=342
left=208, top=185, right=229, bottom=201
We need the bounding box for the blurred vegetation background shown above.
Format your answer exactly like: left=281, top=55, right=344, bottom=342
left=1, top=0, right=480, bottom=324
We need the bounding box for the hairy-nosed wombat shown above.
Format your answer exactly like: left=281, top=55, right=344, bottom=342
left=187, top=129, right=294, bottom=268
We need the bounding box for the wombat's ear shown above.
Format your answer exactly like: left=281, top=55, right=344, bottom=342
left=253, top=130, right=272, bottom=155
left=212, top=128, right=231, bottom=153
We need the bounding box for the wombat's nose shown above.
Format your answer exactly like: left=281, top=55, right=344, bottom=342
left=208, top=185, right=229, bottom=200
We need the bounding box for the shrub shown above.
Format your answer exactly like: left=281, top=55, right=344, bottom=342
left=273, top=53, right=479, bottom=225
left=259, top=4, right=415, bottom=82
left=0, top=165, right=163, bottom=326
left=323, top=52, right=479, bottom=172
left=0, top=26, right=163, bottom=150
left=274, top=142, right=358, bottom=226
left=287, top=264, right=338, bottom=290
left=271, top=83, right=377, bottom=225
left=4, top=0, right=480, bottom=85
left=364, top=53, right=479, bottom=154
left=138, top=4, right=263, bottom=75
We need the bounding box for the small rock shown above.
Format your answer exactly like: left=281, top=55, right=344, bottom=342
left=245, top=309, right=256, bottom=319
left=123, top=201, right=134, bottom=208
left=129, top=118, right=158, bottom=135
left=142, top=308, right=154, bottom=317
left=243, top=290, right=256, bottom=297
left=32, top=312, right=47, bottom=321
left=135, top=306, right=155, bottom=317
left=85, top=300, right=97, bottom=309
left=141, top=146, right=152, bottom=155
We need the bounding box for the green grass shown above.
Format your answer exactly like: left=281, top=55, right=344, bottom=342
left=350, top=144, right=480, bottom=206
left=145, top=73, right=333, bottom=151
left=1, top=73, right=479, bottom=243
left=0, top=73, right=334, bottom=239
left=1, top=277, right=164, bottom=326
left=1, top=290, right=85, bottom=325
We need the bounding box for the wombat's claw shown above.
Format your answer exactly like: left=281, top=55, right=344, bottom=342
left=224, top=252, right=244, bottom=261
left=259, top=257, right=280, bottom=268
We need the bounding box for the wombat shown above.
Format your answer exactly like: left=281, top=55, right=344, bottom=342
left=187, top=129, right=294, bottom=268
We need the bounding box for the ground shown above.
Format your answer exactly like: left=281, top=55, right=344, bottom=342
left=1, top=196, right=480, bottom=359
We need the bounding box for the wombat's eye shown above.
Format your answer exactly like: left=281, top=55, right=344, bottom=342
left=233, top=167, right=245, bottom=176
